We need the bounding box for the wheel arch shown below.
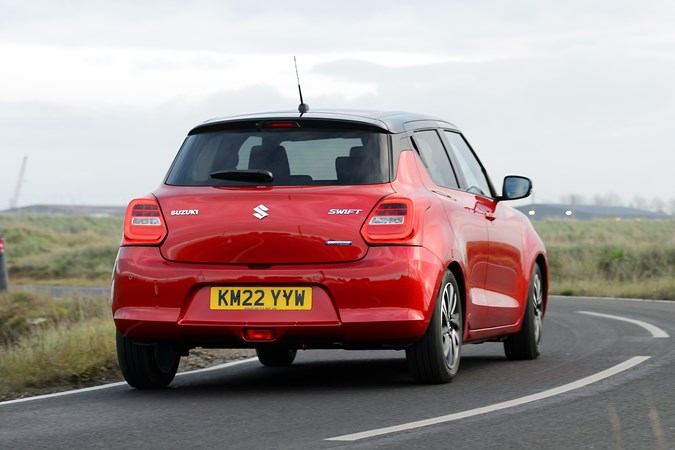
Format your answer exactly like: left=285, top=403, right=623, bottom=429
left=446, top=261, right=466, bottom=335
left=534, top=253, right=549, bottom=316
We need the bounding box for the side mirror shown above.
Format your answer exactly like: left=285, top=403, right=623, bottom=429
left=500, top=176, right=532, bottom=201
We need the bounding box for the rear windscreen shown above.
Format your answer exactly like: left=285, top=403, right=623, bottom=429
left=165, top=129, right=390, bottom=186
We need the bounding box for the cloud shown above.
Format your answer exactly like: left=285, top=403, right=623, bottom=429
left=1, top=0, right=675, bottom=208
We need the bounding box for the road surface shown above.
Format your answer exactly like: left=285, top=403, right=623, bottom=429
left=1, top=296, right=673, bottom=449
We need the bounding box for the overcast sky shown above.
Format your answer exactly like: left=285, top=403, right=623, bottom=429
left=1, top=0, right=674, bottom=210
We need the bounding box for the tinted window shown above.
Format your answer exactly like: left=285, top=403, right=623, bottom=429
left=411, top=130, right=459, bottom=188
left=166, top=130, right=389, bottom=186
left=443, top=131, right=492, bottom=196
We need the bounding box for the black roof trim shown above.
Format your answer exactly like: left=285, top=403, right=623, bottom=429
left=190, top=109, right=458, bottom=134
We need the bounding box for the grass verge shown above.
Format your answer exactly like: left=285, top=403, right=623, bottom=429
left=0, top=291, right=120, bottom=401
left=0, top=215, right=122, bottom=286
left=534, top=220, right=675, bottom=300
left=0, top=291, right=255, bottom=401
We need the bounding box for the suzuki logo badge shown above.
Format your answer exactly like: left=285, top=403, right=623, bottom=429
left=253, top=204, right=269, bottom=220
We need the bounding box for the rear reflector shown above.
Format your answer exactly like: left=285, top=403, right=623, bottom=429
left=122, top=197, right=168, bottom=245
left=244, top=328, right=275, bottom=341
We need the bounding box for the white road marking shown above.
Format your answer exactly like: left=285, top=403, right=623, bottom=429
left=0, top=357, right=258, bottom=407
left=326, top=356, right=651, bottom=442
left=578, top=311, right=670, bottom=338
left=175, top=357, right=258, bottom=377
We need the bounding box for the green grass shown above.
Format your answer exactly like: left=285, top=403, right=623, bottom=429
left=0, top=291, right=119, bottom=400
left=533, top=220, right=675, bottom=300
left=0, top=216, right=122, bottom=285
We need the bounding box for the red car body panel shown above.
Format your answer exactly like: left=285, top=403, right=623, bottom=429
left=112, top=111, right=548, bottom=354
left=113, top=245, right=441, bottom=347
left=158, top=184, right=394, bottom=265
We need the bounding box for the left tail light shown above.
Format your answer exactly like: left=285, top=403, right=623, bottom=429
left=122, top=197, right=167, bottom=245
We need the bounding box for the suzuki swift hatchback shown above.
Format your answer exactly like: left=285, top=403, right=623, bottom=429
left=113, top=110, right=548, bottom=388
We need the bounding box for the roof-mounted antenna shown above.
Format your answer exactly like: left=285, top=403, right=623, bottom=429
left=294, top=56, right=310, bottom=115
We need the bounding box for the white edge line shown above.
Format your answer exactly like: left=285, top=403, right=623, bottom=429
left=578, top=311, right=670, bottom=338
left=326, top=356, right=650, bottom=442
left=175, top=357, right=258, bottom=377
left=0, top=357, right=258, bottom=407
left=553, top=295, right=675, bottom=303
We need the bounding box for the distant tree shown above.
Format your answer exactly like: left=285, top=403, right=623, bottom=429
left=593, top=193, right=623, bottom=206
left=560, top=194, right=586, bottom=205
left=629, top=196, right=648, bottom=209
left=650, top=197, right=666, bottom=213
left=667, top=198, right=675, bottom=215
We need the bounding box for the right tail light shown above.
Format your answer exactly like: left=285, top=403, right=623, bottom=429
left=361, top=197, right=421, bottom=244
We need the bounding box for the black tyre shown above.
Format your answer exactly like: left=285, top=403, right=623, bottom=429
left=406, top=271, right=463, bottom=384
left=256, top=348, right=298, bottom=367
left=116, top=330, right=180, bottom=389
left=504, top=265, right=544, bottom=360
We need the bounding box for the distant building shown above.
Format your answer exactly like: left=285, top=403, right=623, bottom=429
left=516, top=203, right=672, bottom=221
left=0, top=204, right=125, bottom=217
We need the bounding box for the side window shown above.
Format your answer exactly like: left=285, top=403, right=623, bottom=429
left=410, top=130, right=459, bottom=188
left=444, top=131, right=492, bottom=197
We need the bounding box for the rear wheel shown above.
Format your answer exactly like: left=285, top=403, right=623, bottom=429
left=504, top=265, right=543, bottom=360
left=116, top=331, right=180, bottom=389
left=256, top=348, right=297, bottom=367
left=406, top=271, right=462, bottom=383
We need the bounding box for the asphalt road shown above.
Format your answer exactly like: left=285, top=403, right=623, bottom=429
left=9, top=284, right=110, bottom=299
left=2, top=296, right=674, bottom=450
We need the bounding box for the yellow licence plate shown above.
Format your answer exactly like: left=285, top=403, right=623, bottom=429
left=209, top=287, right=312, bottom=310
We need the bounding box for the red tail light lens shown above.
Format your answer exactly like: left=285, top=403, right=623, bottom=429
left=361, top=198, right=416, bottom=242
left=122, top=197, right=167, bottom=245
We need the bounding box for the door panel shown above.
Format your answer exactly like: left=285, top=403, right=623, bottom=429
left=440, top=131, right=525, bottom=328
left=409, top=130, right=492, bottom=331
left=484, top=202, right=528, bottom=326
left=435, top=188, right=492, bottom=330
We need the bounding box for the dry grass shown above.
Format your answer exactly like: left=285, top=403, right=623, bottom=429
left=534, top=219, right=675, bottom=300
left=0, top=215, right=121, bottom=285
left=0, top=318, right=119, bottom=399
left=0, top=291, right=120, bottom=400
left=0, top=290, right=254, bottom=401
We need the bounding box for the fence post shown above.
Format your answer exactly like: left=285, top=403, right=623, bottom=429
left=0, top=236, right=8, bottom=292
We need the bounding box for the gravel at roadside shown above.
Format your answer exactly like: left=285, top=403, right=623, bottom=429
left=178, top=348, right=257, bottom=372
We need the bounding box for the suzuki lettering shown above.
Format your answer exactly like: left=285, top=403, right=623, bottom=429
left=170, top=209, right=199, bottom=216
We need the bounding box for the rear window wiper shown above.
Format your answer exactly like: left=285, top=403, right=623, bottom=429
left=210, top=169, right=273, bottom=183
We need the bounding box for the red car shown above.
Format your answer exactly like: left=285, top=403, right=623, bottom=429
left=113, top=110, right=547, bottom=388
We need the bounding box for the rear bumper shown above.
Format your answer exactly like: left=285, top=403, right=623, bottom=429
left=112, top=246, right=443, bottom=348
